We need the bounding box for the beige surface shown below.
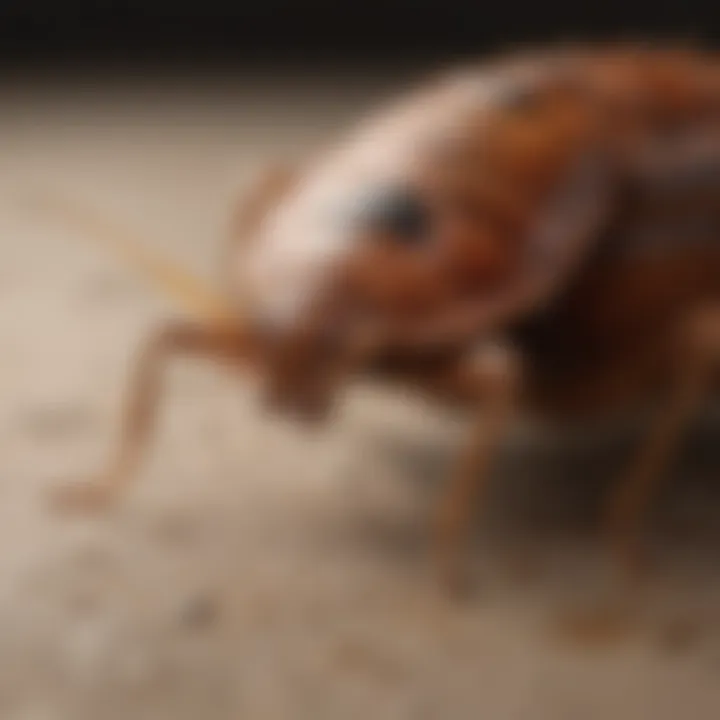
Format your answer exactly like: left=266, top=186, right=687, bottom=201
left=1, top=69, right=720, bottom=720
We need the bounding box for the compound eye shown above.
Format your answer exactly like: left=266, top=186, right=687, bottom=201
left=352, top=184, right=431, bottom=245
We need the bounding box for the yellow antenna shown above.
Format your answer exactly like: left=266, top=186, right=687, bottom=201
left=32, top=190, right=239, bottom=326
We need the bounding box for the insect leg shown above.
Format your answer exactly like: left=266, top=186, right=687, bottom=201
left=50, top=321, right=253, bottom=514
left=433, top=342, right=522, bottom=596
left=602, top=304, right=720, bottom=579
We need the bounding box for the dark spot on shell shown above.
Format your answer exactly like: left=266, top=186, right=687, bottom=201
left=351, top=185, right=431, bottom=245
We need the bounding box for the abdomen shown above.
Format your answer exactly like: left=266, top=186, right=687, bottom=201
left=515, top=232, right=720, bottom=420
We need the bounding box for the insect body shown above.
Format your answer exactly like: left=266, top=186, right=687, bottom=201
left=48, top=43, right=720, bottom=593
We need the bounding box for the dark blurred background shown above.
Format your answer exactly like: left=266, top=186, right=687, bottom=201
left=0, top=1, right=716, bottom=74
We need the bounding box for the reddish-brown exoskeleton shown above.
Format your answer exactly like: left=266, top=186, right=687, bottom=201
left=46, top=43, right=720, bottom=594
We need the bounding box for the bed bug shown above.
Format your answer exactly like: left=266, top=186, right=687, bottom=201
left=40, top=42, right=720, bottom=595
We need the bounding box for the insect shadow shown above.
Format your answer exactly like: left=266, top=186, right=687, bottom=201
left=331, top=410, right=720, bottom=596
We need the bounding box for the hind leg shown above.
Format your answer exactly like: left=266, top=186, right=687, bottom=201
left=51, top=321, right=253, bottom=514
left=602, top=305, right=720, bottom=579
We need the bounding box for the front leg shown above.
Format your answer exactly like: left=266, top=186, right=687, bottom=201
left=431, top=342, right=522, bottom=596
left=51, top=321, right=253, bottom=514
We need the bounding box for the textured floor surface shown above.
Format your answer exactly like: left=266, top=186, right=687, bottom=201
left=1, top=67, right=720, bottom=720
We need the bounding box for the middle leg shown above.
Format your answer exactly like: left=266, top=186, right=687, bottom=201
left=429, top=342, right=523, bottom=595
